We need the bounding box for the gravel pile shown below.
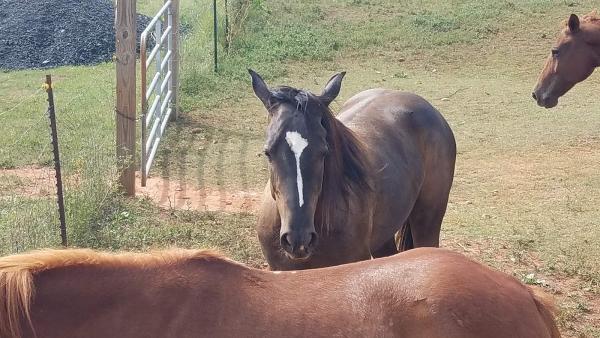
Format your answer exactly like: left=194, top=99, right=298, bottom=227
left=0, top=0, right=152, bottom=70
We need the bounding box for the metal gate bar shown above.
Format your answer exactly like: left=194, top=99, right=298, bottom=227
left=140, top=0, right=175, bottom=187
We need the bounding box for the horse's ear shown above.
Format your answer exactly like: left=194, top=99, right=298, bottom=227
left=319, top=71, right=346, bottom=106
left=248, top=69, right=271, bottom=108
left=568, top=14, right=580, bottom=32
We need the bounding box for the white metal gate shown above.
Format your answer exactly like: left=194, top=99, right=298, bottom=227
left=140, top=0, right=178, bottom=186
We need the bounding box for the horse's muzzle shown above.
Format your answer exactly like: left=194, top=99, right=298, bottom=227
left=532, top=91, right=558, bottom=108
left=280, top=231, right=318, bottom=260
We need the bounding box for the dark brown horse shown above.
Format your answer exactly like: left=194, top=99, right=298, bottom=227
left=533, top=11, right=600, bottom=108
left=0, top=247, right=559, bottom=338
left=250, top=70, right=456, bottom=270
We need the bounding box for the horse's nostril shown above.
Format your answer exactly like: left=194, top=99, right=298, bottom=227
left=280, top=233, right=292, bottom=249
left=532, top=92, right=537, bottom=100
left=308, top=232, right=318, bottom=247
left=281, top=231, right=316, bottom=256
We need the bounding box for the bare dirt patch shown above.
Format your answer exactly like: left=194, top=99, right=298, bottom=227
left=0, top=166, right=264, bottom=212
left=136, top=172, right=262, bottom=213
left=0, top=166, right=56, bottom=197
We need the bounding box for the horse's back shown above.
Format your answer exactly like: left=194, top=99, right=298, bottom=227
left=275, top=248, right=557, bottom=337
left=376, top=248, right=556, bottom=338
left=3, top=247, right=558, bottom=338
left=338, top=89, right=452, bottom=137
left=337, top=88, right=455, bottom=177
left=340, top=88, right=456, bottom=174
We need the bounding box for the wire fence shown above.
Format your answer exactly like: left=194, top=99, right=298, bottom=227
left=177, top=0, right=249, bottom=69
left=0, top=0, right=252, bottom=255
left=0, top=64, right=119, bottom=254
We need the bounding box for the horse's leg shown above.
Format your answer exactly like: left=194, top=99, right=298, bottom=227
left=405, top=205, right=443, bottom=248
left=407, top=136, right=455, bottom=248
left=406, top=179, right=452, bottom=248
left=371, top=237, right=398, bottom=258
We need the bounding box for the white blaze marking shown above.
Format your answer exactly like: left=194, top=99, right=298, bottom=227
left=285, top=131, right=308, bottom=207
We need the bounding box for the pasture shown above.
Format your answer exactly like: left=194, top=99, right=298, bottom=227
left=1, top=0, right=599, bottom=336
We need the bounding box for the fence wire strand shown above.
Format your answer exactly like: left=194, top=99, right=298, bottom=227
left=1, top=66, right=117, bottom=254
left=0, top=88, right=44, bottom=118
left=1, top=0, right=247, bottom=254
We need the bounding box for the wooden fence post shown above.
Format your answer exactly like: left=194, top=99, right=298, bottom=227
left=115, top=0, right=137, bottom=196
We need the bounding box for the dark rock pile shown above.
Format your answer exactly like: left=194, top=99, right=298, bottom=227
left=0, top=0, right=152, bottom=70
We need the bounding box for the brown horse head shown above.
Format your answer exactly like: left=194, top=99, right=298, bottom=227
left=249, top=70, right=349, bottom=260
left=533, top=12, right=600, bottom=108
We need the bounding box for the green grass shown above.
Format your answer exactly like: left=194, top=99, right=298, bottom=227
left=0, top=196, right=61, bottom=253
left=162, top=0, right=600, bottom=335
left=68, top=196, right=263, bottom=266
left=0, top=0, right=229, bottom=254
left=0, top=64, right=115, bottom=168
left=177, top=0, right=581, bottom=109
left=2, top=0, right=600, bottom=335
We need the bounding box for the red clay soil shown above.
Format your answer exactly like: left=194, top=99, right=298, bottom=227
left=1, top=167, right=262, bottom=214
left=135, top=172, right=262, bottom=213
left=0, top=166, right=56, bottom=197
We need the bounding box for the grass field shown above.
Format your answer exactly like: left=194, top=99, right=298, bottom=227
left=1, top=0, right=599, bottom=335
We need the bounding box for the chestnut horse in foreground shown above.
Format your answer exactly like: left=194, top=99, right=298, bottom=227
left=250, top=70, right=456, bottom=270
left=0, top=248, right=558, bottom=338
left=533, top=11, right=600, bottom=108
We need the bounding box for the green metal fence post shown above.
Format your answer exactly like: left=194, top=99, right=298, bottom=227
left=213, top=0, right=218, bottom=72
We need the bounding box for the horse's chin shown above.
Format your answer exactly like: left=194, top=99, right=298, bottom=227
left=283, top=252, right=313, bottom=262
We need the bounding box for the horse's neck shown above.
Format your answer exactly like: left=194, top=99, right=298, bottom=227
left=591, top=42, right=600, bottom=68
left=316, top=116, right=373, bottom=231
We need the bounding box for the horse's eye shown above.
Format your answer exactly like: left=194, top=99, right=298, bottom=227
left=263, top=149, right=272, bottom=160
left=551, top=48, right=559, bottom=57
